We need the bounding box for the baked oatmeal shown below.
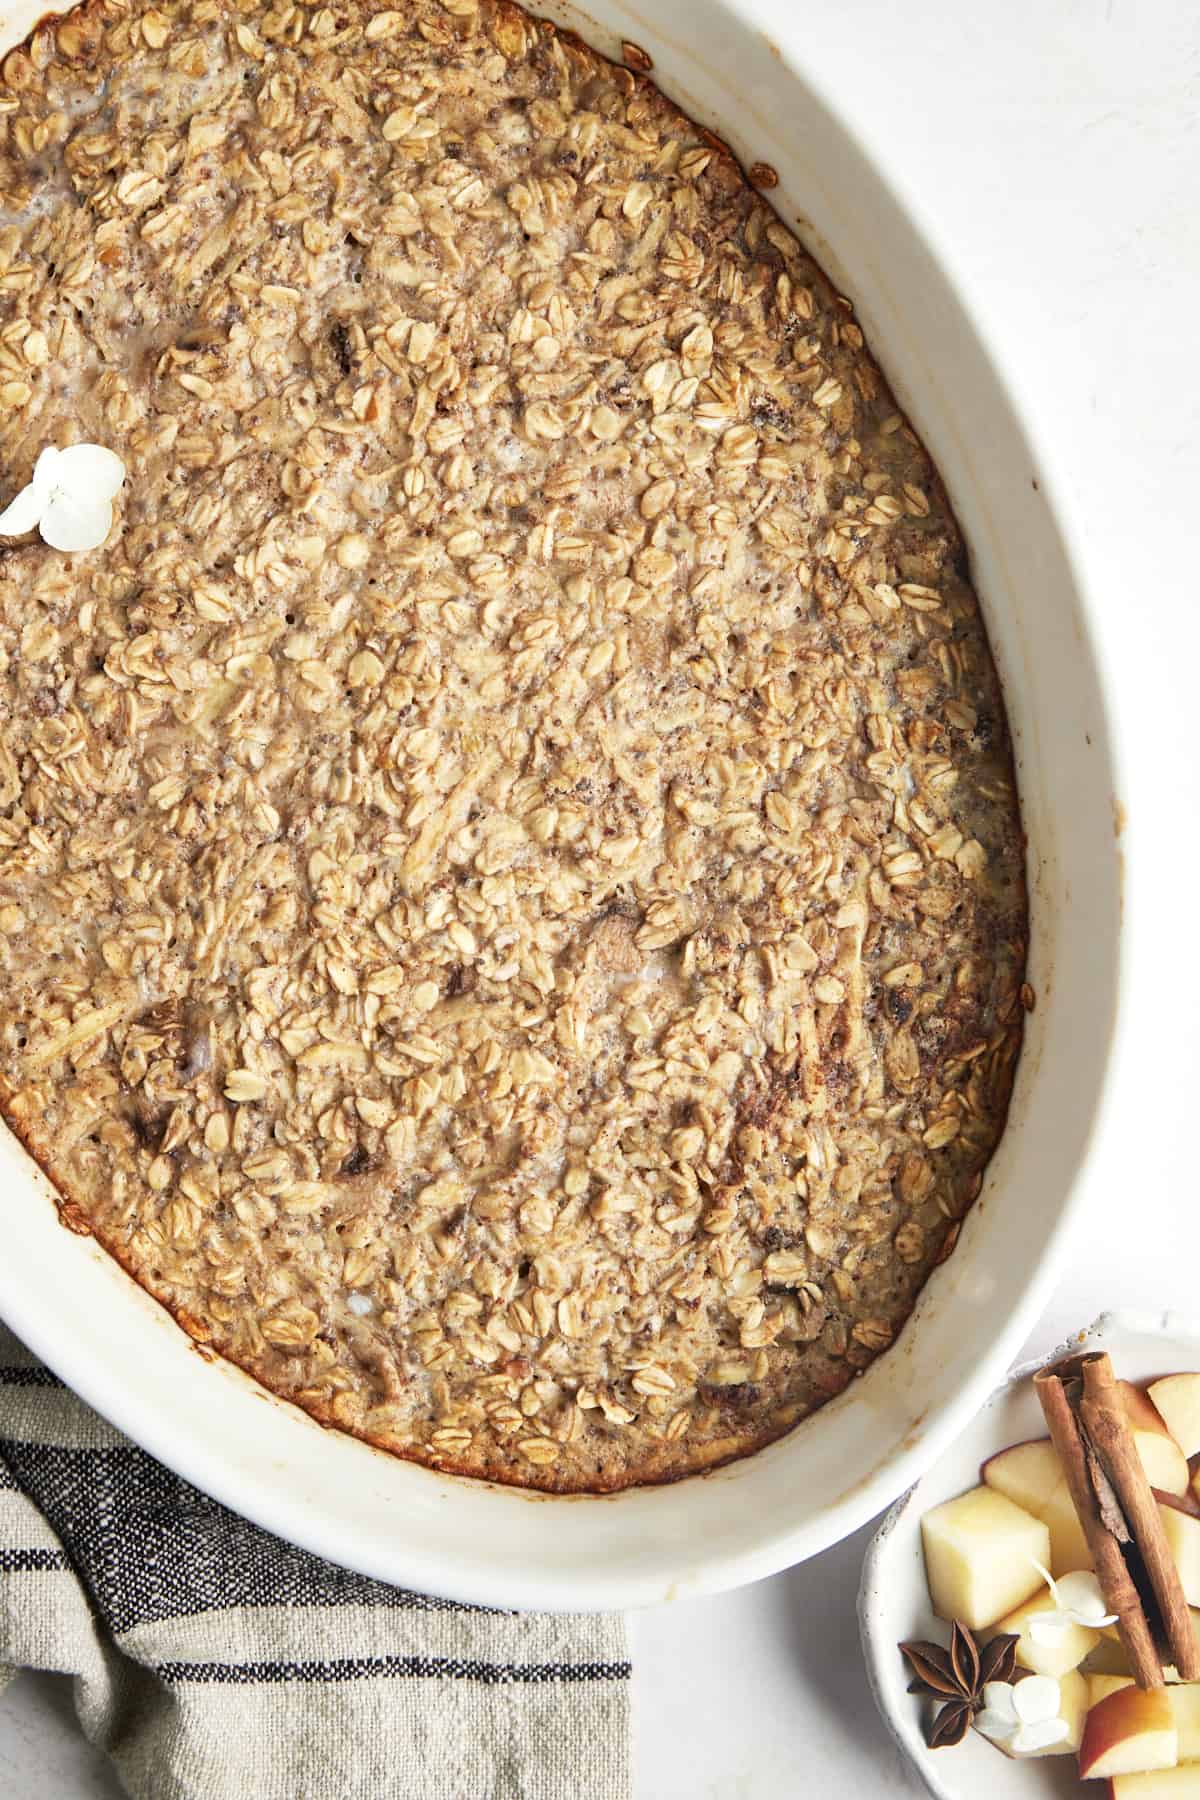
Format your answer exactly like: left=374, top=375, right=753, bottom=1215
left=0, top=0, right=1027, bottom=1489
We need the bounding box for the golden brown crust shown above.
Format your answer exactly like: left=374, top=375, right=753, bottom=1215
left=0, top=0, right=1025, bottom=1491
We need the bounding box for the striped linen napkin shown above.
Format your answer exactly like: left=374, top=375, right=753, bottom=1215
left=0, top=1324, right=630, bottom=1800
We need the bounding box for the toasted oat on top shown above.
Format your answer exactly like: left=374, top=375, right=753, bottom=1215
left=0, top=0, right=1025, bottom=1490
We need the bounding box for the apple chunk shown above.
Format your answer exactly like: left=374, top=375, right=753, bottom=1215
left=1108, top=1769, right=1200, bottom=1797
left=988, top=1584, right=1100, bottom=1678
left=1168, top=1684, right=1200, bottom=1759
left=1042, top=1479, right=1097, bottom=1575
left=1150, top=1376, right=1200, bottom=1460
left=1089, top=1674, right=1135, bottom=1707
left=921, top=1486, right=1050, bottom=1630
left=1078, top=1685, right=1177, bottom=1779
left=982, top=1436, right=1094, bottom=1574
left=1159, top=1499, right=1200, bottom=1609
left=984, top=1438, right=1063, bottom=1515
left=1121, top=1381, right=1190, bottom=1496
left=1057, top=1668, right=1090, bottom=1755
left=985, top=1668, right=1088, bottom=1759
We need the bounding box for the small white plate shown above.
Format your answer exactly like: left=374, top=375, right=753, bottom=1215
left=858, top=1311, right=1200, bottom=1800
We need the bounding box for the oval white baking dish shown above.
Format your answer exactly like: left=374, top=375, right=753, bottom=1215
left=0, top=0, right=1124, bottom=1610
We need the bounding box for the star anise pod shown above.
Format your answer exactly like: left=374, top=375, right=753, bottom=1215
left=899, top=1639, right=963, bottom=1699
left=927, top=1697, right=973, bottom=1749
left=948, top=1619, right=980, bottom=1695
left=899, top=1625, right=1019, bottom=1749
left=978, top=1631, right=1018, bottom=1689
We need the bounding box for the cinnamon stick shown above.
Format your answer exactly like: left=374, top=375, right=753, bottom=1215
left=1078, top=1353, right=1200, bottom=1682
left=1034, top=1366, right=1163, bottom=1687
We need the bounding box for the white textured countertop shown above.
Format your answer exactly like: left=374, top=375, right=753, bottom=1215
left=4, top=0, right=1199, bottom=1794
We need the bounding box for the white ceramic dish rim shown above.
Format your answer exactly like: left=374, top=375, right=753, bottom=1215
left=858, top=1312, right=1200, bottom=1800
left=0, top=0, right=1128, bottom=1611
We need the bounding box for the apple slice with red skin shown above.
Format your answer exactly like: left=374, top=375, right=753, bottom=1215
left=1078, top=1685, right=1177, bottom=1779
